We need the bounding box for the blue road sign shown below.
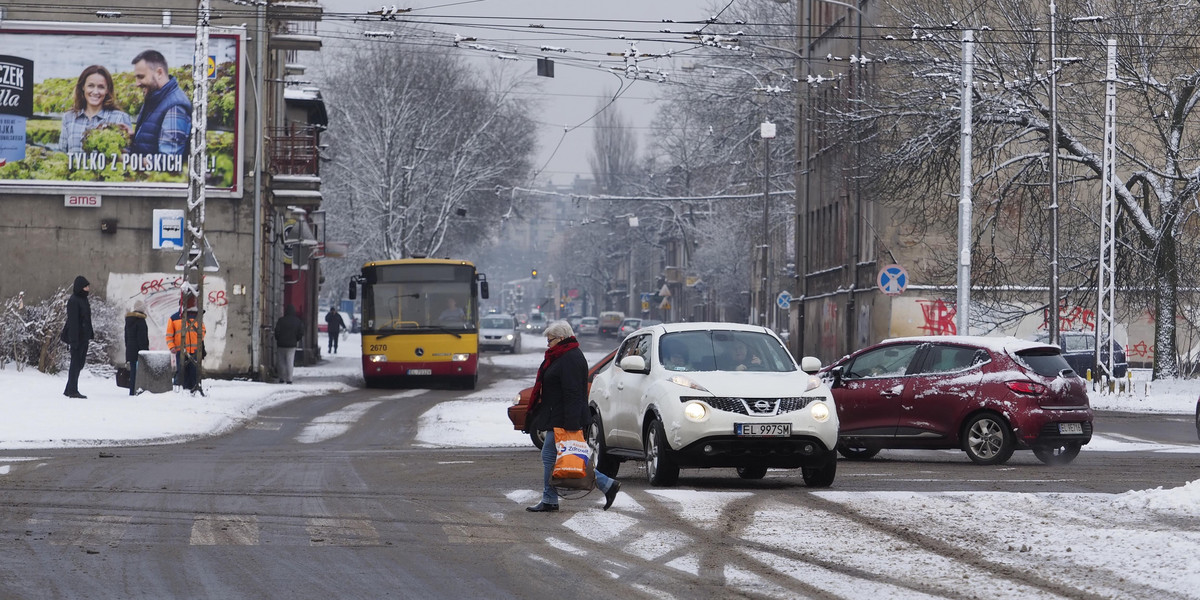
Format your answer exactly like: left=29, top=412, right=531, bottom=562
left=776, top=291, right=792, bottom=310
left=878, top=264, right=908, bottom=296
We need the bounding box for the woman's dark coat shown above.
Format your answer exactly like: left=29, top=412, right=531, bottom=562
left=528, top=345, right=590, bottom=432
left=65, top=276, right=93, bottom=347
left=124, top=311, right=150, bottom=363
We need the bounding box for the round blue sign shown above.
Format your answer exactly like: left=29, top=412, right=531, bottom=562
left=878, top=264, right=908, bottom=296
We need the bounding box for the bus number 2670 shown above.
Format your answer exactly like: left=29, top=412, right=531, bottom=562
left=369, top=344, right=388, bottom=352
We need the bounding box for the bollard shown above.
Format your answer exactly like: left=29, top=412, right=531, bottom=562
left=137, top=350, right=174, bottom=393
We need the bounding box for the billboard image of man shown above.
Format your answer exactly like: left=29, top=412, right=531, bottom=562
left=130, top=49, right=191, bottom=155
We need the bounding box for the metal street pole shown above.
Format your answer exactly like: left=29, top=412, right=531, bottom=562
left=182, top=0, right=211, bottom=393
left=1048, top=1, right=1061, bottom=345
left=957, top=30, right=975, bottom=335
left=761, top=122, right=774, bottom=328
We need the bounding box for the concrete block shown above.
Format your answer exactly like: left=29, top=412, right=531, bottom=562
left=138, top=350, right=175, bottom=393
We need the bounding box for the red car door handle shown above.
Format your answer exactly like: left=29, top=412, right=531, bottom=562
left=880, top=389, right=900, bottom=397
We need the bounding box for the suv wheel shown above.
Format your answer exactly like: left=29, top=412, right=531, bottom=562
left=644, top=418, right=680, bottom=486
left=837, top=441, right=881, bottom=461
left=589, top=412, right=620, bottom=478
left=801, top=452, right=837, bottom=487
left=1032, top=442, right=1081, bottom=465
left=963, top=412, right=1015, bottom=465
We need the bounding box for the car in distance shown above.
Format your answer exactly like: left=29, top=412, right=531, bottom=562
left=824, top=335, right=1093, bottom=466
left=479, top=313, right=522, bottom=353
left=507, top=349, right=618, bottom=448
left=524, top=312, right=548, bottom=333
left=618, top=317, right=642, bottom=337
left=1035, top=331, right=1128, bottom=379
left=588, top=322, right=838, bottom=487
left=598, top=311, right=625, bottom=336
left=577, top=317, right=600, bottom=335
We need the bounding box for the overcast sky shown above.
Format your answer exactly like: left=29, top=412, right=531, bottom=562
left=322, top=1, right=728, bottom=186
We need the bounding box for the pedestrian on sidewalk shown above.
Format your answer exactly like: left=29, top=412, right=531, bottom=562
left=63, top=275, right=94, bottom=399
left=124, top=299, right=150, bottom=395
left=275, top=304, right=304, bottom=384
left=325, top=306, right=345, bottom=354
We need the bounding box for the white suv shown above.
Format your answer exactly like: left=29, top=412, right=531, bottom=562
left=587, top=322, right=839, bottom=487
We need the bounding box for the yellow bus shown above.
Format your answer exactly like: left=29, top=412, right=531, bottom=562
left=348, top=258, right=489, bottom=389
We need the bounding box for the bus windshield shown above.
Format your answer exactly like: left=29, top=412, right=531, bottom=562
left=362, top=281, right=476, bottom=332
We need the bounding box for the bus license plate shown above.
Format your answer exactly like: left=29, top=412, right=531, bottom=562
left=736, top=423, right=790, bottom=437
left=407, top=369, right=432, bottom=376
left=1058, top=422, right=1083, bottom=435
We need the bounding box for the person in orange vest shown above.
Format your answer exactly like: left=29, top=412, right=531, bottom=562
left=166, top=293, right=206, bottom=392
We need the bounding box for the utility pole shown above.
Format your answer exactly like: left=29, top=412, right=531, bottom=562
left=1096, top=39, right=1118, bottom=379
left=957, top=30, right=974, bottom=335
left=181, top=0, right=211, bottom=393
left=761, top=120, right=775, bottom=329
left=1048, top=1, right=1061, bottom=345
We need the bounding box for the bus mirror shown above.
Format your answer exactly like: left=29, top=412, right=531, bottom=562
left=480, top=280, right=489, bottom=299
left=348, top=280, right=357, bottom=300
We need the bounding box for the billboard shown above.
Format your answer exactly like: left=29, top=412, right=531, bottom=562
left=0, top=22, right=244, bottom=197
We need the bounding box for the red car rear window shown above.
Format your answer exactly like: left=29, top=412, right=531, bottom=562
left=1015, top=348, right=1076, bottom=378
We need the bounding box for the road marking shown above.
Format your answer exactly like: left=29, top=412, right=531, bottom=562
left=190, top=515, right=259, bottom=545
left=307, top=516, right=379, bottom=546
left=294, top=401, right=382, bottom=444
left=33, top=515, right=130, bottom=547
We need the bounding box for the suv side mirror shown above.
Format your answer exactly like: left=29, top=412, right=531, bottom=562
left=800, top=356, right=822, bottom=374
left=618, top=355, right=647, bottom=373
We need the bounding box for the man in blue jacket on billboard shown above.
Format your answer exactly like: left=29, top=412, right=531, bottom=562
left=130, top=49, right=192, bottom=156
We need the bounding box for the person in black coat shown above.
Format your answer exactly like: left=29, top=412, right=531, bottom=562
left=525, top=320, right=621, bottom=513
left=63, top=275, right=94, bottom=398
left=324, top=306, right=346, bottom=354
left=274, top=304, right=304, bottom=384
left=124, top=299, right=150, bottom=395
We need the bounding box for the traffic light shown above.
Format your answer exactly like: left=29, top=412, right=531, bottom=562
left=531, top=268, right=538, bottom=279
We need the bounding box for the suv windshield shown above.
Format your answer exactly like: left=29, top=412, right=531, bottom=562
left=659, top=330, right=795, bottom=372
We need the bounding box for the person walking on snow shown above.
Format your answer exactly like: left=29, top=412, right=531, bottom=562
left=124, top=299, right=150, bottom=395
left=325, top=306, right=346, bottom=354
left=275, top=305, right=304, bottom=384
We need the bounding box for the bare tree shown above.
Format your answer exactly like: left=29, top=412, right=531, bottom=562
left=317, top=36, right=537, bottom=292
left=848, top=0, right=1200, bottom=377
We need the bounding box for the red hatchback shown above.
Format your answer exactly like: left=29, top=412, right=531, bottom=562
left=824, top=336, right=1093, bottom=465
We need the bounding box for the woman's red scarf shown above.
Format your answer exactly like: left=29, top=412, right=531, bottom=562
left=528, top=336, right=579, bottom=413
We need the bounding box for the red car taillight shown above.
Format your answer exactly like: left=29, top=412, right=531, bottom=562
left=1006, top=380, right=1046, bottom=395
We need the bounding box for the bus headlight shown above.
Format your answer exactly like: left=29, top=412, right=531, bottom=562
left=367, top=354, right=387, bottom=363
left=810, top=402, right=831, bottom=422
left=451, top=353, right=470, bottom=362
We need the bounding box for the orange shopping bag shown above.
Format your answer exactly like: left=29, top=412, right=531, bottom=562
left=550, top=427, right=595, bottom=490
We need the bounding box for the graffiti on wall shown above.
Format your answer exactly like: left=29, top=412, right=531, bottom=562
left=820, top=298, right=839, bottom=351
left=106, top=273, right=228, bottom=368
left=918, top=298, right=957, bottom=336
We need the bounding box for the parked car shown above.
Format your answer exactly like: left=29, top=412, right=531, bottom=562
left=589, top=322, right=838, bottom=487
left=507, top=349, right=618, bottom=448
left=1035, top=331, right=1128, bottom=379
left=598, top=311, right=625, bottom=336
left=824, top=335, right=1093, bottom=466
left=577, top=317, right=600, bottom=335
left=618, top=317, right=642, bottom=337
left=479, top=313, right=522, bottom=353
left=524, top=312, right=548, bottom=333
left=566, top=314, right=584, bottom=330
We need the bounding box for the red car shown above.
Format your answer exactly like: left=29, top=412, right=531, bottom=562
left=823, top=336, right=1093, bottom=465
left=507, top=349, right=617, bottom=448
left=1195, top=395, right=1199, bottom=441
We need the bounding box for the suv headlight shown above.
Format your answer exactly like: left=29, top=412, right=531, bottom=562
left=810, top=402, right=831, bottom=422
left=804, top=376, right=822, bottom=392
left=668, top=375, right=709, bottom=392
left=683, top=401, right=708, bottom=422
